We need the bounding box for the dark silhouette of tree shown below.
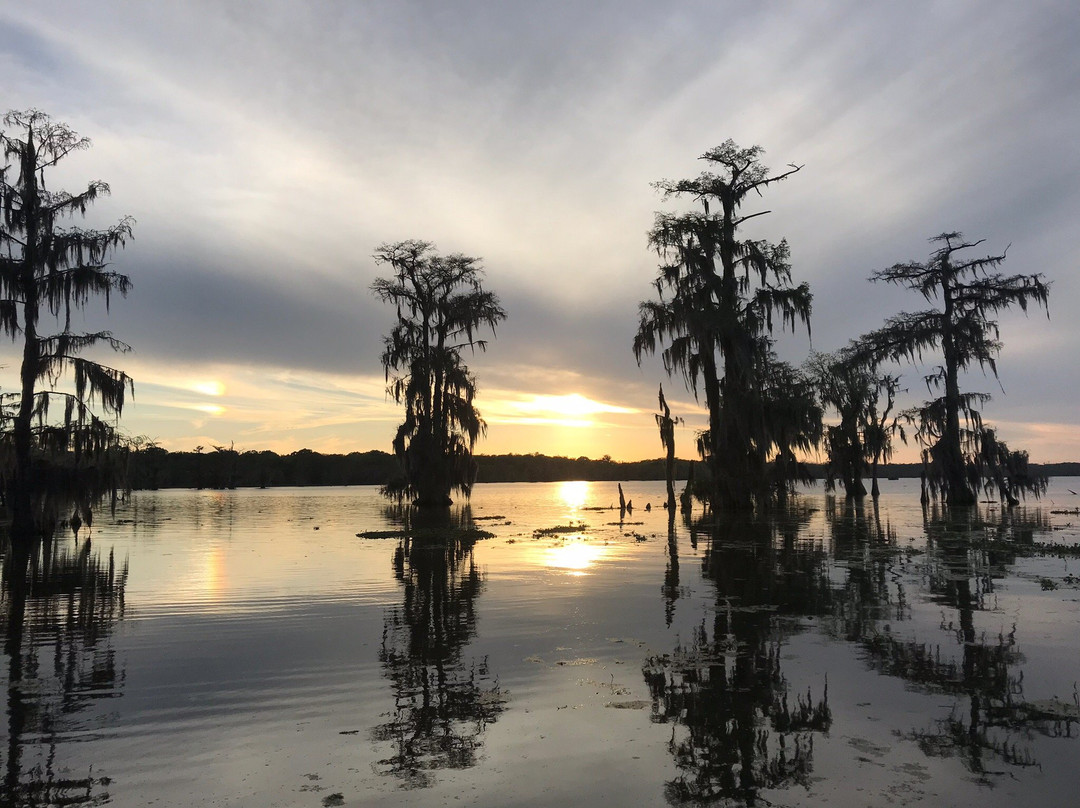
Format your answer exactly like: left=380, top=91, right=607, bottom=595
left=372, top=241, right=506, bottom=507
left=127, top=437, right=166, bottom=490
left=863, top=372, right=902, bottom=498
left=191, top=445, right=205, bottom=489
left=679, top=461, right=697, bottom=514
left=371, top=507, right=505, bottom=788
left=634, top=141, right=811, bottom=511
left=655, top=385, right=681, bottom=512
left=810, top=349, right=903, bottom=499
left=759, top=358, right=821, bottom=502
left=973, top=426, right=1045, bottom=506
left=0, top=110, right=133, bottom=538
left=210, top=442, right=239, bottom=489
left=866, top=232, right=1048, bottom=505
left=810, top=350, right=872, bottom=498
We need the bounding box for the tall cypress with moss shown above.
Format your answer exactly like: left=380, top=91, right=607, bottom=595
left=372, top=240, right=505, bottom=507
left=0, top=110, right=133, bottom=537
left=867, top=232, right=1049, bottom=505
left=634, top=141, right=812, bottom=510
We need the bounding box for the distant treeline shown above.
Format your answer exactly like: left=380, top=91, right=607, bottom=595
left=127, top=447, right=397, bottom=490
left=125, top=447, right=1080, bottom=491
left=125, top=448, right=693, bottom=490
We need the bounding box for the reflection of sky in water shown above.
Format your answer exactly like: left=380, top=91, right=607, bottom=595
left=4, top=479, right=1078, bottom=807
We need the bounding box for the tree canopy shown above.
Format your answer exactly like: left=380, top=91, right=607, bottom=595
left=865, top=232, right=1049, bottom=505
left=372, top=240, right=506, bottom=507
left=634, top=140, right=812, bottom=511
left=0, top=109, right=134, bottom=537
left=809, top=348, right=902, bottom=500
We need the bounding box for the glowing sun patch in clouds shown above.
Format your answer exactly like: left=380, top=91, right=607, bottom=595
left=486, top=393, right=638, bottom=428
left=153, top=401, right=228, bottom=417
left=190, top=403, right=227, bottom=415
left=188, top=380, right=226, bottom=396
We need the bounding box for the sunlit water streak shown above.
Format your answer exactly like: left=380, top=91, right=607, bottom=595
left=1, top=480, right=1077, bottom=807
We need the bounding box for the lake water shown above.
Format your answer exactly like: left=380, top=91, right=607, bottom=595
left=2, top=479, right=1079, bottom=807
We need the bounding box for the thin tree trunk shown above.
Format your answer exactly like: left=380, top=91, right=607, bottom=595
left=11, top=144, right=40, bottom=541
left=941, top=278, right=976, bottom=506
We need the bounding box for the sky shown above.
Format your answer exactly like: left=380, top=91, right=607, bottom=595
left=1, top=0, right=1078, bottom=463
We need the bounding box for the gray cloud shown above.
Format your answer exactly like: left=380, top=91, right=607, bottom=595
left=2, top=0, right=1078, bottom=458
left=114, top=260, right=386, bottom=376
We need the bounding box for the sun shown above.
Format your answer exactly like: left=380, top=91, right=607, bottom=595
left=543, top=394, right=603, bottom=417
left=529, top=394, right=634, bottom=418
left=485, top=393, right=638, bottom=428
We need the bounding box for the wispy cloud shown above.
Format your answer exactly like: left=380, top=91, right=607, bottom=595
left=2, top=0, right=1077, bottom=460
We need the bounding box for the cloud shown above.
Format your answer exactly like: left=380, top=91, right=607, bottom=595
left=2, top=0, right=1078, bottom=460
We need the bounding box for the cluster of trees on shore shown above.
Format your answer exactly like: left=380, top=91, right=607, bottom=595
left=118, top=443, right=1080, bottom=492
left=120, top=444, right=696, bottom=490
left=0, top=109, right=1059, bottom=536
left=632, top=141, right=1050, bottom=511
left=370, top=140, right=1051, bottom=511
left=120, top=446, right=698, bottom=490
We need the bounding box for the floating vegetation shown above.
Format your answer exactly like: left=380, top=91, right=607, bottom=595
left=533, top=523, right=587, bottom=536
left=1041, top=574, right=1080, bottom=590
left=473, top=515, right=507, bottom=521
left=355, top=527, right=495, bottom=541
left=1022, top=697, right=1080, bottom=722
left=605, top=700, right=650, bottom=710
left=1009, top=540, right=1080, bottom=558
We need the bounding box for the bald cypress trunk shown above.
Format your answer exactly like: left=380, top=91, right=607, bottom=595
left=9, top=132, right=41, bottom=541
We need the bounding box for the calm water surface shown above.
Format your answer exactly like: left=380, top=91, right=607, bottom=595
left=2, top=480, right=1079, bottom=807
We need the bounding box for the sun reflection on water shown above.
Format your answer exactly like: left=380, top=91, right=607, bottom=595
left=559, top=480, right=589, bottom=511
left=542, top=540, right=607, bottom=576
left=200, top=544, right=227, bottom=602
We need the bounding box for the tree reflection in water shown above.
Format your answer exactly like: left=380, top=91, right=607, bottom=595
left=826, top=496, right=907, bottom=638
left=662, top=511, right=680, bottom=627
left=372, top=507, right=505, bottom=788
left=1, top=534, right=127, bottom=806
left=645, top=507, right=833, bottom=806
left=828, top=501, right=1078, bottom=784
